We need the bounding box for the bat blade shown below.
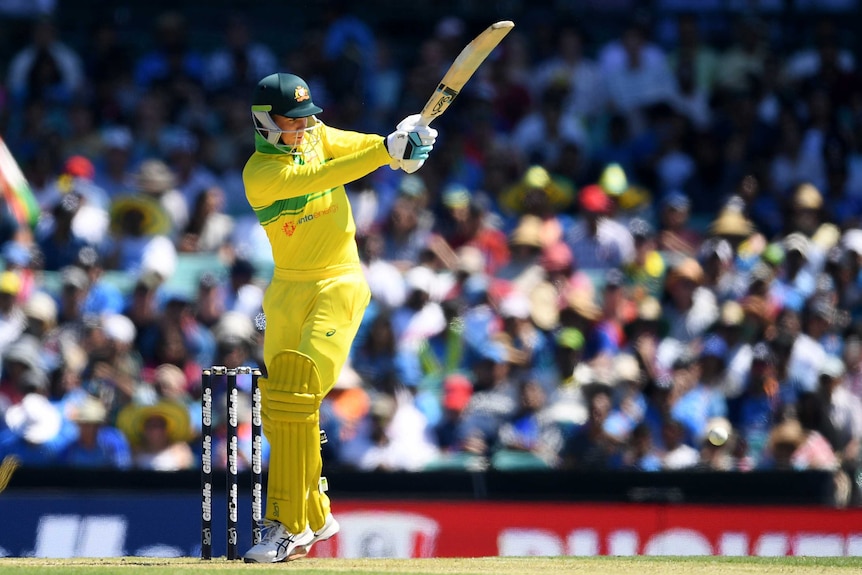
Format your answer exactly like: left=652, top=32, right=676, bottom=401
left=418, top=20, right=514, bottom=126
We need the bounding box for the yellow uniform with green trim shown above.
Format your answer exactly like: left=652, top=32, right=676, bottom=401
left=243, top=123, right=388, bottom=534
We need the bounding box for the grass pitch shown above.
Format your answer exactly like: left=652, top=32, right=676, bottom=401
left=1, top=556, right=861, bottom=575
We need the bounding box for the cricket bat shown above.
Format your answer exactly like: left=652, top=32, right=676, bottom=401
left=0, top=455, right=20, bottom=493
left=418, top=20, right=514, bottom=127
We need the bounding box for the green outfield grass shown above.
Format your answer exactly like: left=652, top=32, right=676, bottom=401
left=1, top=556, right=862, bottom=575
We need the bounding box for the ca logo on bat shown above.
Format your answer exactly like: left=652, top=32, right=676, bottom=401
left=431, top=85, right=459, bottom=116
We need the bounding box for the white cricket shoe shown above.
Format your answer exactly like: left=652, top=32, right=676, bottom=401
left=243, top=520, right=314, bottom=563
left=305, top=513, right=340, bottom=555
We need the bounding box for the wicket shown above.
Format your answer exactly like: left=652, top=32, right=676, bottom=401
left=200, top=366, right=263, bottom=561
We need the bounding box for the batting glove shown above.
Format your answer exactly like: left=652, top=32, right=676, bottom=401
left=399, top=158, right=426, bottom=174
left=385, top=130, right=434, bottom=163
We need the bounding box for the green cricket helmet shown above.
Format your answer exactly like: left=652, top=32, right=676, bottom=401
left=251, top=73, right=323, bottom=153
left=253, top=73, right=323, bottom=118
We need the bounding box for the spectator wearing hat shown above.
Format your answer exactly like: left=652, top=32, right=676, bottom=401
left=449, top=336, right=521, bottom=460
left=35, top=193, right=91, bottom=271
left=657, top=190, right=700, bottom=258
left=93, top=126, right=136, bottom=198
left=0, top=392, right=77, bottom=466
left=592, top=269, right=632, bottom=360
left=80, top=313, right=142, bottom=419
left=623, top=296, right=666, bottom=384
left=0, top=337, right=49, bottom=407
left=0, top=271, right=26, bottom=360
left=662, top=257, right=718, bottom=344
left=771, top=232, right=817, bottom=311
left=787, top=183, right=825, bottom=238
left=22, top=291, right=58, bottom=341
left=729, top=342, right=782, bottom=466
left=564, top=184, right=634, bottom=271
left=561, top=289, right=606, bottom=362
left=1, top=241, right=36, bottom=302
left=700, top=238, right=747, bottom=303
left=603, top=353, right=648, bottom=441
left=432, top=373, right=474, bottom=453
left=549, top=327, right=586, bottom=392
left=123, top=270, right=162, bottom=340
left=61, top=394, right=132, bottom=469
left=40, top=155, right=111, bottom=213
left=708, top=205, right=755, bottom=254
left=784, top=299, right=835, bottom=397
left=496, top=215, right=546, bottom=294
left=498, top=165, right=575, bottom=242
left=129, top=158, right=189, bottom=238
left=75, top=247, right=124, bottom=316
left=808, top=298, right=845, bottom=358
left=715, top=301, right=753, bottom=400
left=192, top=270, right=225, bottom=330
left=212, top=312, right=261, bottom=378
left=671, top=335, right=730, bottom=445
left=817, top=356, right=862, bottom=500
left=646, top=353, right=698, bottom=450
left=105, top=188, right=176, bottom=274
left=116, top=398, right=194, bottom=471
left=538, top=241, right=576, bottom=299
left=760, top=417, right=808, bottom=472
left=625, top=218, right=666, bottom=298
left=19, top=291, right=62, bottom=377
left=56, top=264, right=90, bottom=328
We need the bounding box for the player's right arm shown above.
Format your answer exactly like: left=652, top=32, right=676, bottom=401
left=243, top=138, right=389, bottom=207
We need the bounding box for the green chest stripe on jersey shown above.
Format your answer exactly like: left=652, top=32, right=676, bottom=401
left=254, top=188, right=335, bottom=225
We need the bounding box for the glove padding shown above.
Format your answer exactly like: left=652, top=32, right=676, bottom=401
left=399, top=159, right=426, bottom=174
left=386, top=130, right=434, bottom=160
left=397, top=114, right=437, bottom=146
left=388, top=115, right=438, bottom=173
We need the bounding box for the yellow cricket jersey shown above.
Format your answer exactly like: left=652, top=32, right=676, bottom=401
left=243, top=123, right=391, bottom=272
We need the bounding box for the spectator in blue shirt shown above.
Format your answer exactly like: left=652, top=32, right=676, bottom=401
left=0, top=393, right=77, bottom=467
left=61, top=395, right=131, bottom=469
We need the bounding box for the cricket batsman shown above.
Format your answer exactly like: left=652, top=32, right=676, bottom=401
left=241, top=72, right=437, bottom=562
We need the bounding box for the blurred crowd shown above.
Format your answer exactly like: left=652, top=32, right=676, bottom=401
left=0, top=3, right=861, bottom=507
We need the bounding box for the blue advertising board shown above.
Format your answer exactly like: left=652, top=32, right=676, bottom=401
left=0, top=492, right=253, bottom=558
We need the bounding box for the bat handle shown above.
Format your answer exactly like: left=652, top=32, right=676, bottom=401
left=416, top=114, right=433, bottom=128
